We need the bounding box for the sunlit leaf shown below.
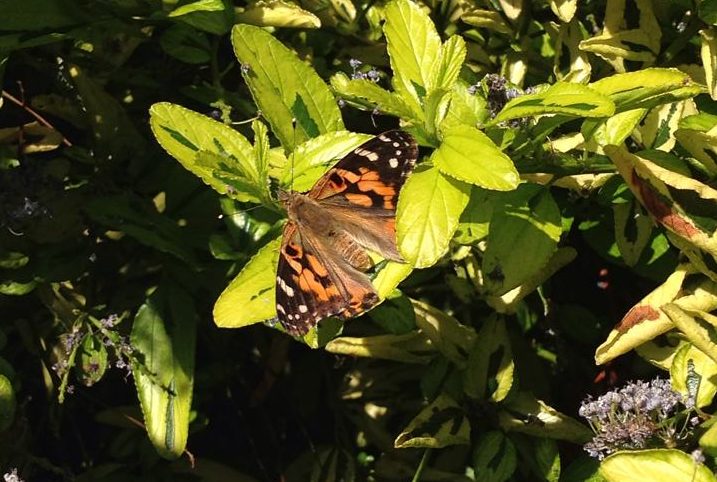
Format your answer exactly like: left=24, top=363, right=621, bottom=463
left=397, top=163, right=470, bottom=268
left=600, top=449, right=716, bottom=482
left=231, top=24, right=343, bottom=150
left=132, top=283, right=196, bottom=459
left=434, top=124, right=519, bottom=191
left=394, top=394, right=470, bottom=448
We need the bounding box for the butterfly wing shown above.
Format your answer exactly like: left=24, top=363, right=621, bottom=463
left=308, top=130, right=417, bottom=260
left=275, top=130, right=418, bottom=336
left=276, top=221, right=378, bottom=336
left=309, top=129, right=417, bottom=203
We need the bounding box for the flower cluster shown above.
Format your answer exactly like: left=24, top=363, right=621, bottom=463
left=349, top=59, right=380, bottom=83
left=51, top=313, right=134, bottom=396
left=579, top=378, right=696, bottom=460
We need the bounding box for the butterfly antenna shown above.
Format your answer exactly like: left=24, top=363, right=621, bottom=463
left=290, top=117, right=297, bottom=191
left=217, top=203, right=266, bottom=219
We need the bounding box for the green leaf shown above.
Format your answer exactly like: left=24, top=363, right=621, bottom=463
left=371, top=260, right=415, bottom=300
left=700, top=420, right=717, bottom=457
left=454, top=187, right=495, bottom=244
left=589, top=68, right=705, bottom=113
left=534, top=438, right=561, bottom=482
left=613, top=199, right=653, bottom=267
left=69, top=63, right=146, bottom=163
left=434, top=124, right=520, bottom=191
left=424, top=88, right=452, bottom=139
left=85, top=194, right=198, bottom=265
left=131, top=283, right=196, bottom=459
left=483, top=188, right=561, bottom=295
left=159, top=24, right=211, bottom=64
left=663, top=305, right=717, bottom=365
left=582, top=109, right=648, bottom=147
left=499, top=392, right=592, bottom=443
left=432, top=35, right=467, bottom=92
left=330, top=73, right=418, bottom=120
left=491, top=82, right=615, bottom=124
left=671, top=343, right=717, bottom=408
left=701, top=28, right=717, bottom=100
left=595, top=266, right=688, bottom=365
left=600, top=449, right=717, bottom=482
left=168, top=0, right=233, bottom=35
left=412, top=299, right=476, bottom=367
left=0, top=0, right=87, bottom=31
left=325, top=331, right=434, bottom=363
left=0, top=279, right=37, bottom=295
left=77, top=334, right=108, bottom=387
left=394, top=394, right=470, bottom=448
left=235, top=0, right=321, bottom=29
left=231, top=24, right=343, bottom=150
left=464, top=315, right=514, bottom=401
left=397, top=163, right=470, bottom=268
left=0, top=251, right=29, bottom=269
left=675, top=126, right=717, bottom=176
left=150, top=102, right=263, bottom=203
left=550, top=0, right=577, bottom=22
left=472, top=431, right=517, bottom=482
left=213, top=237, right=280, bottom=328
left=384, top=0, right=442, bottom=113
left=441, top=82, right=490, bottom=132
left=281, top=130, right=371, bottom=191
left=700, top=0, right=717, bottom=25
left=369, top=292, right=416, bottom=334
left=0, top=374, right=16, bottom=431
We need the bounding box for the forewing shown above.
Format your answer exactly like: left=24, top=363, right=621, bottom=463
left=307, top=130, right=418, bottom=261
left=276, top=221, right=379, bottom=336
left=308, top=129, right=417, bottom=206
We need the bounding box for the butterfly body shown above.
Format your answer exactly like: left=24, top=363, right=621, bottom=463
left=276, top=130, right=417, bottom=336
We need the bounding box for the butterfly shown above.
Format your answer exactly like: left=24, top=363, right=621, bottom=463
left=275, top=130, right=418, bottom=336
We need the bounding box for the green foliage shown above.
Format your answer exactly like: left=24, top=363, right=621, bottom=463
left=3, top=0, right=717, bottom=480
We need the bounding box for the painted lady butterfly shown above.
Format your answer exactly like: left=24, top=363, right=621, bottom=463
left=276, top=130, right=418, bottom=335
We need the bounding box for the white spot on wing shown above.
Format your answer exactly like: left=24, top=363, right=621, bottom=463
left=354, top=148, right=379, bottom=162
left=389, top=158, right=399, bottom=168
left=393, top=142, right=400, bottom=147
left=277, top=277, right=295, bottom=297
left=379, top=134, right=391, bottom=142
left=299, top=304, right=308, bottom=313
left=276, top=304, right=286, bottom=314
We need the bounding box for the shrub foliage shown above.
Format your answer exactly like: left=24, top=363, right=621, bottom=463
left=2, top=0, right=717, bottom=481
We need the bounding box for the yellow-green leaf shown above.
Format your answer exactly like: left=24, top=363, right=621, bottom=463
left=397, top=164, right=471, bottom=268
left=325, top=332, right=434, bottom=363
left=600, top=449, right=717, bottom=482
left=231, top=24, right=343, bottom=150
left=149, top=103, right=262, bottom=202
left=214, top=237, right=280, bottom=328
left=131, top=284, right=196, bottom=459
left=663, top=305, right=717, bottom=365
left=412, top=299, right=476, bottom=368
left=384, top=0, right=441, bottom=113
left=671, top=343, right=717, bottom=408
left=464, top=315, right=514, bottom=402
left=483, top=188, right=562, bottom=296
left=613, top=199, right=652, bottom=266
left=589, top=68, right=704, bottom=113
left=498, top=391, right=592, bottom=443
left=492, top=82, right=615, bottom=124
left=701, top=28, right=717, bottom=100
left=235, top=0, right=321, bottom=28
left=595, top=265, right=688, bottom=365
left=394, top=394, right=470, bottom=448
left=434, top=124, right=519, bottom=191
